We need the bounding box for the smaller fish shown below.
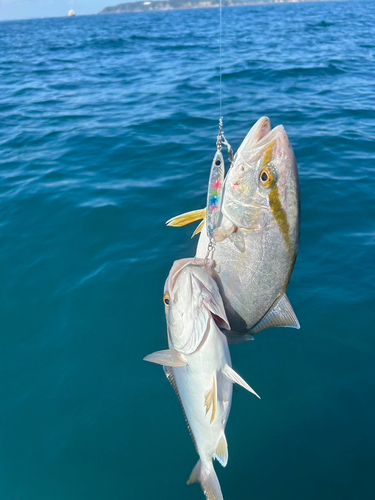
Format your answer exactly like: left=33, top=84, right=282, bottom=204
left=144, top=258, right=259, bottom=500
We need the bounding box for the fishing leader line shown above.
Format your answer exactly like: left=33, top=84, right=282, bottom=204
left=217, top=0, right=233, bottom=165
left=204, top=0, right=235, bottom=265
left=219, top=0, right=222, bottom=120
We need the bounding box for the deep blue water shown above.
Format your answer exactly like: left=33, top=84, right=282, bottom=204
left=0, top=1, right=374, bottom=499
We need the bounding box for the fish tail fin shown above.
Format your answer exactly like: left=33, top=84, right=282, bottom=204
left=166, top=208, right=206, bottom=227
left=187, top=459, right=223, bottom=500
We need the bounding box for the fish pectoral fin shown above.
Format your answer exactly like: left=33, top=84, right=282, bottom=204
left=214, top=433, right=228, bottom=467
left=191, top=219, right=205, bottom=238
left=201, top=290, right=230, bottom=332
left=166, top=208, right=206, bottom=227
left=231, top=230, right=246, bottom=252
left=143, top=349, right=187, bottom=367
left=222, top=365, right=261, bottom=399
left=223, top=330, right=254, bottom=345
left=204, top=375, right=217, bottom=425
left=249, top=293, right=300, bottom=334
left=212, top=223, right=236, bottom=242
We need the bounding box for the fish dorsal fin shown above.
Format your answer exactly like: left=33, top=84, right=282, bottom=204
left=249, top=294, right=300, bottom=334
left=143, top=349, right=187, bottom=367
left=164, top=366, right=197, bottom=449
left=214, top=433, right=228, bottom=467
left=222, top=365, right=260, bottom=399
left=204, top=375, right=217, bottom=425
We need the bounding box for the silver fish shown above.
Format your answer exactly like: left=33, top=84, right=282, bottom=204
left=167, top=117, right=300, bottom=334
left=144, top=258, right=259, bottom=500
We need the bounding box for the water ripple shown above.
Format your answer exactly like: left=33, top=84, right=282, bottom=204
left=0, top=2, right=375, bottom=500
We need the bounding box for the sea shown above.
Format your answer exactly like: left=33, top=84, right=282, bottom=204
left=0, top=1, right=374, bottom=499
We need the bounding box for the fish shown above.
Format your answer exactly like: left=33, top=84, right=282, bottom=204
left=166, top=117, right=300, bottom=335
left=144, top=258, right=259, bottom=500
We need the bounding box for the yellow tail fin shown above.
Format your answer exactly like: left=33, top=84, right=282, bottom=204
left=166, top=208, right=206, bottom=227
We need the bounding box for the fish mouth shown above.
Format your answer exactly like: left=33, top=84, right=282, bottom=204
left=164, top=257, right=212, bottom=295
left=256, top=124, right=289, bottom=153
left=164, top=258, right=192, bottom=295
left=238, top=116, right=271, bottom=152
left=236, top=120, right=290, bottom=162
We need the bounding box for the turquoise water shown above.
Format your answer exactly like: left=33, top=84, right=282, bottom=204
left=1, top=1, right=374, bottom=499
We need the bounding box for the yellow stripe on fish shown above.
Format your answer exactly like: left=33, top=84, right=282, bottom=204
left=260, top=141, right=293, bottom=255
left=269, top=184, right=293, bottom=255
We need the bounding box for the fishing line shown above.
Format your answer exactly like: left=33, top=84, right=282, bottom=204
left=204, top=0, right=234, bottom=265
left=216, top=0, right=224, bottom=154
left=219, top=0, right=222, bottom=120
left=216, top=0, right=232, bottom=162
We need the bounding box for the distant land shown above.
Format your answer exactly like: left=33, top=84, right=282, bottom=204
left=99, top=0, right=350, bottom=15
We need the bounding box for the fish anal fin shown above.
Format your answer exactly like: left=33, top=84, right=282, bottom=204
left=143, top=349, right=187, bottom=367
left=249, top=294, right=300, bottom=334
left=214, top=433, right=228, bottom=467
left=204, top=375, right=217, bottom=425
left=166, top=208, right=206, bottom=227
left=222, top=365, right=261, bottom=399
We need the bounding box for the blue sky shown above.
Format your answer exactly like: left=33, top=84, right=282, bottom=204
left=0, top=0, right=125, bottom=20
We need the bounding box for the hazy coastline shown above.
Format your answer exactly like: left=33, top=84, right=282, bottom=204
left=99, top=0, right=353, bottom=15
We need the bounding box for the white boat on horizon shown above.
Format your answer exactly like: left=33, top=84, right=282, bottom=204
left=68, top=10, right=76, bottom=17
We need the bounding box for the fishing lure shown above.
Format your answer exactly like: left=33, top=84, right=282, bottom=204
left=206, top=149, right=225, bottom=239
left=206, top=120, right=233, bottom=241
left=165, top=121, right=233, bottom=245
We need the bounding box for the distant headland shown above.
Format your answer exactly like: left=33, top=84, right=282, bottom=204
left=99, top=0, right=346, bottom=15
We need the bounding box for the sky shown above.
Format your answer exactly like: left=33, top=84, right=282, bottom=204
left=0, top=0, right=124, bottom=20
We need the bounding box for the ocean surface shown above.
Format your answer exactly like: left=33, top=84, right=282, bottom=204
left=0, top=1, right=374, bottom=499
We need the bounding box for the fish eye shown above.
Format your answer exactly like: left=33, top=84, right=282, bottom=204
left=259, top=167, right=275, bottom=188
left=163, top=293, right=170, bottom=306
left=215, top=159, right=221, bottom=166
